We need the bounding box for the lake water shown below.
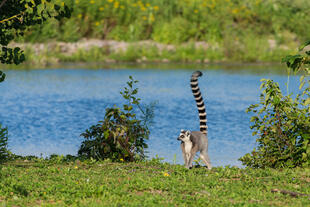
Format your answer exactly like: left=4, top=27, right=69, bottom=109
left=0, top=66, right=300, bottom=167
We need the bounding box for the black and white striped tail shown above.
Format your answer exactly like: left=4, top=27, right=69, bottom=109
left=190, top=71, right=208, bottom=135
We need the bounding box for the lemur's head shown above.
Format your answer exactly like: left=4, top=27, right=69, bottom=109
left=177, top=129, right=191, bottom=142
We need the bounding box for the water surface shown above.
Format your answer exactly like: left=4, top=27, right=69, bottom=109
left=0, top=67, right=300, bottom=166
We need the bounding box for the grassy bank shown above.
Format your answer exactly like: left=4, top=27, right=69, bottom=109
left=10, top=0, right=309, bottom=65
left=7, top=39, right=295, bottom=68
left=0, top=158, right=309, bottom=206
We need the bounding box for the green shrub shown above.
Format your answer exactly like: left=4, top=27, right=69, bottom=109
left=0, top=124, right=9, bottom=163
left=78, top=76, right=154, bottom=162
left=152, top=17, right=194, bottom=44
left=240, top=42, right=310, bottom=168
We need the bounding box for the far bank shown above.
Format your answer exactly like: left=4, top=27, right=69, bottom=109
left=5, top=39, right=292, bottom=69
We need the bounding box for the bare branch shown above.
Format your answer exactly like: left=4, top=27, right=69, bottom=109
left=0, top=0, right=8, bottom=10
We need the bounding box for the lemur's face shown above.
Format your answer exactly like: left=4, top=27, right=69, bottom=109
left=177, top=130, right=191, bottom=142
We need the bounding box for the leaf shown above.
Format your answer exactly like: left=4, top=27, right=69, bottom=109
left=0, top=71, right=5, bottom=82
left=299, top=40, right=310, bottom=51
left=304, top=98, right=310, bottom=106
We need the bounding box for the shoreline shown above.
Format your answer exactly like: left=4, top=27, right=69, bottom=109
left=4, top=39, right=292, bottom=69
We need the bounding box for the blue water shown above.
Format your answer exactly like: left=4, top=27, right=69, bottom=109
left=0, top=68, right=300, bottom=167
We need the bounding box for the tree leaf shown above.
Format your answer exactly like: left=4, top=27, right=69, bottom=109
left=299, top=40, right=310, bottom=51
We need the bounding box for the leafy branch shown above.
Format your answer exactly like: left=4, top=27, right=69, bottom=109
left=79, top=76, right=155, bottom=162
left=240, top=42, right=310, bottom=168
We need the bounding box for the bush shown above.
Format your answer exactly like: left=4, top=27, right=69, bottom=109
left=0, top=124, right=9, bottom=163
left=152, top=17, right=194, bottom=44
left=78, top=76, right=154, bottom=161
left=239, top=42, right=310, bottom=168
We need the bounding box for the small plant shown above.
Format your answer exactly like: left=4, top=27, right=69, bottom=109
left=78, top=76, right=154, bottom=162
left=0, top=124, right=9, bottom=163
left=240, top=42, right=310, bottom=168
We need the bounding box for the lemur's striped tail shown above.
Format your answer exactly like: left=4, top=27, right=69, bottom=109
left=190, top=71, right=208, bottom=135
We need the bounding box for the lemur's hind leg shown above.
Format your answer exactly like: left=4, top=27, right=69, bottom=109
left=200, top=151, right=212, bottom=169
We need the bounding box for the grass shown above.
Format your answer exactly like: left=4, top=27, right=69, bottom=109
left=0, top=157, right=309, bottom=206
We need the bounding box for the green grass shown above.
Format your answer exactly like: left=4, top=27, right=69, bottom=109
left=0, top=158, right=309, bottom=206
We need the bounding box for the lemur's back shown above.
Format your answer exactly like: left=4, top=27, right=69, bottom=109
left=190, top=131, right=208, bottom=151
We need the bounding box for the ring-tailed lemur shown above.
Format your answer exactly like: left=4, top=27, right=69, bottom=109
left=177, top=71, right=212, bottom=169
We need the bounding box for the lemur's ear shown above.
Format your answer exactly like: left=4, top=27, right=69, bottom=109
left=185, top=130, right=191, bottom=136
left=181, top=129, right=185, bottom=133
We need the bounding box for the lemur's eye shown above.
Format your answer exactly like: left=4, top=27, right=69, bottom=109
left=180, top=135, right=184, bottom=138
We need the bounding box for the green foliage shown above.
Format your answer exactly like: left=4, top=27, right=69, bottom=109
left=0, top=0, right=72, bottom=77
left=152, top=17, right=193, bottom=44
left=78, top=76, right=154, bottom=162
left=0, top=124, right=9, bottom=163
left=11, top=0, right=310, bottom=64
left=0, top=0, right=71, bottom=63
left=240, top=42, right=310, bottom=168
left=19, top=0, right=310, bottom=45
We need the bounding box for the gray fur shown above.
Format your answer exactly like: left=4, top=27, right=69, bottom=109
left=178, top=130, right=212, bottom=169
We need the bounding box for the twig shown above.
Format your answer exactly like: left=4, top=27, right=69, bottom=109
left=0, top=12, right=24, bottom=24
left=271, top=188, right=310, bottom=198
left=0, top=0, right=8, bottom=10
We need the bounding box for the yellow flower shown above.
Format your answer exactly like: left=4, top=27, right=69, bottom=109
left=78, top=14, right=82, bottom=19
left=120, top=5, right=124, bottom=9
left=163, top=172, right=170, bottom=177
left=141, top=6, right=146, bottom=11
left=232, top=8, right=239, bottom=14
left=75, top=0, right=79, bottom=4
left=108, top=0, right=113, bottom=3
left=194, top=9, right=198, bottom=13
left=74, top=166, right=78, bottom=169
left=61, top=1, right=64, bottom=6
left=142, top=16, right=147, bottom=20
left=43, top=192, right=46, bottom=195
left=95, top=21, right=100, bottom=26
left=99, top=7, right=104, bottom=11
left=114, top=2, right=119, bottom=8
left=90, top=0, right=95, bottom=4
left=153, top=6, right=159, bottom=11
left=146, top=3, right=150, bottom=7
left=120, top=158, right=124, bottom=162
